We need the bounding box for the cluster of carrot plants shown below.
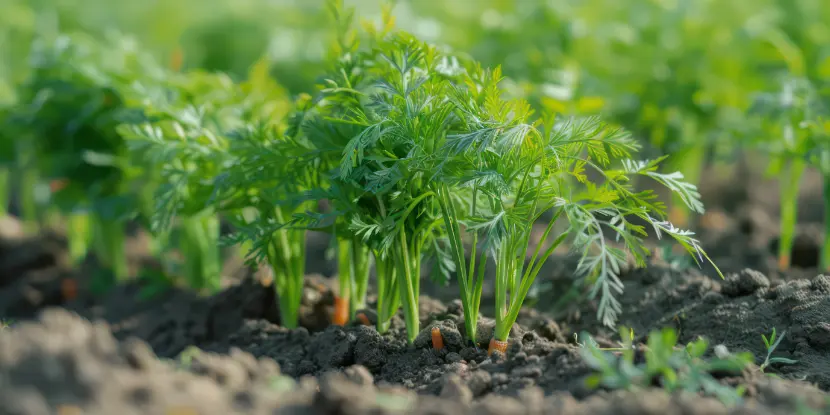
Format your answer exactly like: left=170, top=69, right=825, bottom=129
left=0, top=0, right=731, bottom=354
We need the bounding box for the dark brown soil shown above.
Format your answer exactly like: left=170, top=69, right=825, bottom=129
left=1, top=162, right=830, bottom=414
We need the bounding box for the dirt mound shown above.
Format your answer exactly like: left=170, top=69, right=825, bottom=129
left=562, top=264, right=830, bottom=390
left=2, top=307, right=827, bottom=415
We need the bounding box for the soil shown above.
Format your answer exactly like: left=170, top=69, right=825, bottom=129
left=1, top=162, right=830, bottom=414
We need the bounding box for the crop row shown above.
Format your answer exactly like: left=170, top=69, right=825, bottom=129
left=0, top=0, right=828, bottom=352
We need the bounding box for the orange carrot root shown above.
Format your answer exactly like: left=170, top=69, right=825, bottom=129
left=488, top=338, right=508, bottom=356
left=61, top=278, right=77, bottom=301
left=778, top=255, right=790, bottom=271
left=431, top=327, right=444, bottom=350
left=49, top=178, right=69, bottom=193
left=333, top=296, right=349, bottom=326
left=356, top=312, right=371, bottom=326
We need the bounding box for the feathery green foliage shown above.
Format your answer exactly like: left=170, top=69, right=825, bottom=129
left=286, top=0, right=720, bottom=345
left=4, top=32, right=160, bottom=281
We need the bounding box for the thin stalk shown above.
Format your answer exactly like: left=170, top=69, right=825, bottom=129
left=778, top=158, right=805, bottom=271
left=0, top=167, right=8, bottom=217
left=140, top=183, right=165, bottom=258
left=493, top=216, right=568, bottom=344
left=434, top=183, right=483, bottom=344
left=374, top=250, right=399, bottom=333
left=93, top=217, right=128, bottom=283
left=44, top=206, right=63, bottom=230
left=334, top=237, right=352, bottom=325
left=268, top=206, right=306, bottom=329
left=180, top=213, right=222, bottom=293
left=18, top=164, right=39, bottom=233
left=394, top=227, right=420, bottom=344
left=337, top=237, right=351, bottom=311
left=67, top=212, right=91, bottom=266
left=350, top=235, right=371, bottom=316
left=822, top=175, right=830, bottom=272
left=335, top=236, right=371, bottom=320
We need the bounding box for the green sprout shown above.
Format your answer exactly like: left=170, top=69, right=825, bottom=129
left=581, top=327, right=754, bottom=407
left=759, top=327, right=799, bottom=374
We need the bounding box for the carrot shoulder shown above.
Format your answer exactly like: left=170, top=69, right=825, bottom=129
left=431, top=327, right=444, bottom=350
left=487, top=338, right=508, bottom=356
left=332, top=295, right=349, bottom=326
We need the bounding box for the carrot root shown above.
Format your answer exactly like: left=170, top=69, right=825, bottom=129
left=356, top=312, right=371, bottom=326
left=332, top=295, right=349, bottom=326
left=431, top=327, right=444, bottom=350
left=49, top=178, right=69, bottom=193
left=778, top=254, right=790, bottom=271
left=61, top=278, right=77, bottom=301
left=488, top=338, right=508, bottom=356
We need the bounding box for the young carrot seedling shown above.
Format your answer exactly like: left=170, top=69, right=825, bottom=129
left=203, top=60, right=312, bottom=328
left=746, top=76, right=820, bottom=271
left=302, top=1, right=720, bottom=346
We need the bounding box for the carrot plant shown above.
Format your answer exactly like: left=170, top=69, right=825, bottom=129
left=219, top=122, right=315, bottom=329
left=751, top=76, right=830, bottom=271
left=440, top=105, right=721, bottom=353
left=289, top=1, right=721, bottom=348
left=4, top=33, right=161, bottom=282
left=114, top=39, right=310, bottom=322
left=287, top=3, right=467, bottom=342
left=121, top=56, right=295, bottom=295
left=746, top=76, right=821, bottom=271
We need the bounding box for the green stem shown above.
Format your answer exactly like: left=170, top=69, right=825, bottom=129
left=18, top=165, right=39, bottom=233
left=494, top=222, right=568, bottom=343
left=268, top=206, right=306, bottom=329
left=67, top=212, right=91, bottom=265
left=778, top=158, right=805, bottom=271
left=140, top=183, right=165, bottom=258
left=374, top=250, right=399, bottom=333
left=0, top=167, right=8, bottom=217
left=394, top=227, right=420, bottom=344
left=93, top=217, right=128, bottom=283
left=434, top=183, right=481, bottom=343
left=822, top=175, right=830, bottom=272
left=338, top=237, right=351, bottom=306
left=181, top=213, right=222, bottom=293
left=350, top=236, right=370, bottom=316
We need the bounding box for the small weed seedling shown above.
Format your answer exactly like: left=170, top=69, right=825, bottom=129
left=580, top=327, right=754, bottom=407
left=759, top=327, right=799, bottom=374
